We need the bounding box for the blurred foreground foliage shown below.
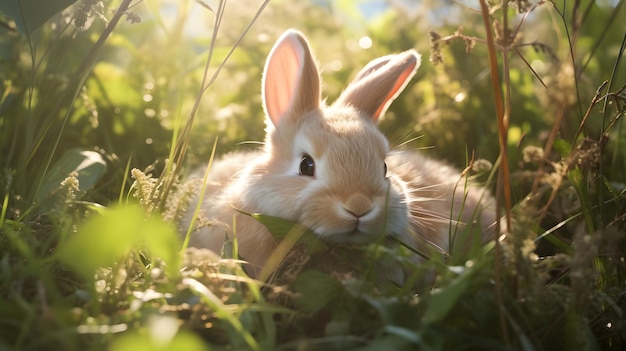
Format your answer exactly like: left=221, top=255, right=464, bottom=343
left=0, top=0, right=625, bottom=350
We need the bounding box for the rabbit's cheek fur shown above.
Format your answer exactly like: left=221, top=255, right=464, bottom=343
left=240, top=171, right=309, bottom=221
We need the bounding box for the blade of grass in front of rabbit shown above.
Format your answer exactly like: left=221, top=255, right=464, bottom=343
left=258, top=223, right=309, bottom=283
left=226, top=214, right=239, bottom=260
left=181, top=137, right=218, bottom=253
left=448, top=153, right=472, bottom=254
left=119, top=156, right=133, bottom=205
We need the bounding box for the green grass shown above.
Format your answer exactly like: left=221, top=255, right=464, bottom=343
left=1, top=0, right=625, bottom=350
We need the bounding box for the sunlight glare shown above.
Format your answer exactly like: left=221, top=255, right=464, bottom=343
left=454, top=92, right=466, bottom=102
left=358, top=36, right=372, bottom=49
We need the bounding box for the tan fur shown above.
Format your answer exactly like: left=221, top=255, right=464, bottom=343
left=179, top=30, right=496, bottom=280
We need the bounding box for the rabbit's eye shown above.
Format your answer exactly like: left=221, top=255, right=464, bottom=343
left=299, top=154, right=315, bottom=177
left=384, top=162, right=388, bottom=177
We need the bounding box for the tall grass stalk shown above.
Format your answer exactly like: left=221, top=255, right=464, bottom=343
left=153, top=0, right=271, bottom=211
left=180, top=137, right=218, bottom=252
left=478, top=0, right=512, bottom=344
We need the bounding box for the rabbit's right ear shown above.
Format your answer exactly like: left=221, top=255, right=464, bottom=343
left=262, top=30, right=321, bottom=128
left=334, top=50, right=420, bottom=122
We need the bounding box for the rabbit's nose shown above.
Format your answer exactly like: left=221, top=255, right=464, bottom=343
left=344, top=208, right=372, bottom=219
left=343, top=194, right=373, bottom=219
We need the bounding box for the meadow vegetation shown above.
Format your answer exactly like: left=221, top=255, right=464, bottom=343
left=0, top=0, right=624, bottom=350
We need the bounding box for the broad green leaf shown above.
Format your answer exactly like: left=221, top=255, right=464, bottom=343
left=0, top=0, right=78, bottom=34
left=56, top=205, right=181, bottom=279
left=36, top=148, right=107, bottom=205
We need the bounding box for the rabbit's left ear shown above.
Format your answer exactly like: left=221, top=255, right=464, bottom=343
left=262, top=30, right=321, bottom=128
left=334, top=50, right=420, bottom=122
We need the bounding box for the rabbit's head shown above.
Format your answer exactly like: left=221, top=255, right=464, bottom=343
left=240, top=30, right=420, bottom=245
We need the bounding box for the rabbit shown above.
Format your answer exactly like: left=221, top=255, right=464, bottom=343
left=179, top=29, right=496, bottom=281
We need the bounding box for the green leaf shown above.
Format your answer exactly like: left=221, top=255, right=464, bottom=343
left=422, top=265, right=476, bottom=325
left=0, top=0, right=78, bottom=34
left=56, top=205, right=181, bottom=279
left=245, top=211, right=325, bottom=250
left=36, top=148, right=107, bottom=205
left=247, top=212, right=303, bottom=239
left=553, top=138, right=573, bottom=158
left=292, top=270, right=342, bottom=313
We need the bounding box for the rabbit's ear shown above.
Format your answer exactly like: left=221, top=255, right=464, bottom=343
left=262, top=30, right=321, bottom=128
left=334, top=50, right=420, bottom=122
